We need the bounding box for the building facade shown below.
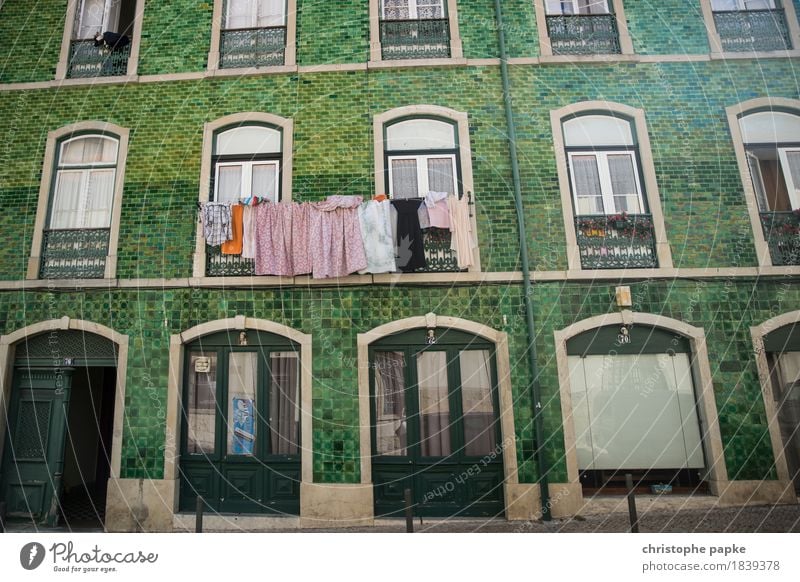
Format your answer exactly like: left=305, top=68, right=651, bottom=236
left=0, top=0, right=799, bottom=531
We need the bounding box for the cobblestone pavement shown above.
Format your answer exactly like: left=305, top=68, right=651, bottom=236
left=291, top=503, right=800, bottom=534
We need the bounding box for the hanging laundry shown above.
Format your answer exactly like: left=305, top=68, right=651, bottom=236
left=201, top=202, right=232, bottom=247
left=290, top=202, right=313, bottom=276
left=221, top=204, right=244, bottom=255
left=425, top=191, right=451, bottom=229
left=241, top=204, right=257, bottom=260
left=447, top=195, right=477, bottom=270
left=417, top=203, right=431, bottom=230
left=255, top=202, right=293, bottom=276
left=309, top=195, right=367, bottom=279
left=358, top=200, right=397, bottom=274
left=391, top=199, right=426, bottom=273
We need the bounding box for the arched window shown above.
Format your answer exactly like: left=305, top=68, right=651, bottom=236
left=384, top=117, right=460, bottom=199
left=563, top=114, right=646, bottom=216
left=212, top=124, right=282, bottom=203
left=739, top=110, right=800, bottom=212
left=39, top=134, right=121, bottom=279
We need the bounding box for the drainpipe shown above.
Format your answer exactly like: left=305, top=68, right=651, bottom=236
left=492, top=0, right=551, bottom=520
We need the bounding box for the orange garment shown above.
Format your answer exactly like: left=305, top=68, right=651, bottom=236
left=373, top=193, right=388, bottom=202
left=221, top=204, right=244, bottom=255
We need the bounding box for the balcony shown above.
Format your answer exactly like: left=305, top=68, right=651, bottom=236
left=220, top=26, right=287, bottom=69
left=205, top=227, right=461, bottom=277
left=379, top=18, right=450, bottom=60
left=546, top=14, right=621, bottom=55
left=575, top=214, right=658, bottom=269
left=67, top=40, right=130, bottom=79
left=713, top=9, right=792, bottom=52
left=760, top=211, right=800, bottom=266
left=39, top=228, right=110, bottom=279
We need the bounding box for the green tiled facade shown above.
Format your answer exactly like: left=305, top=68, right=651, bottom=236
left=0, top=0, right=798, bottom=524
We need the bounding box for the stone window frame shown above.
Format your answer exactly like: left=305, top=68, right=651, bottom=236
left=725, top=97, right=800, bottom=268
left=373, top=104, right=481, bottom=272
left=193, top=112, right=294, bottom=278
left=554, top=312, right=729, bottom=504
left=533, top=0, right=635, bottom=59
left=368, top=0, right=464, bottom=64
left=550, top=101, right=673, bottom=272
left=27, top=121, right=130, bottom=280
left=55, top=0, right=145, bottom=81
left=207, top=0, right=298, bottom=72
left=700, top=0, right=800, bottom=57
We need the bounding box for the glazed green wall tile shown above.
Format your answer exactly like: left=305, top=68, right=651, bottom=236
left=137, top=0, right=213, bottom=75
left=2, top=278, right=795, bottom=482
left=0, top=0, right=66, bottom=83
left=296, top=0, right=368, bottom=66
left=625, top=0, right=710, bottom=56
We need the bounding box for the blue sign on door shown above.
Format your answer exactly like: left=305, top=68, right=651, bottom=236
left=232, top=398, right=255, bottom=454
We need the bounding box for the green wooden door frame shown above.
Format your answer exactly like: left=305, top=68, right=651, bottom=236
left=369, top=328, right=504, bottom=517
left=0, top=367, right=73, bottom=527
left=179, top=330, right=302, bottom=514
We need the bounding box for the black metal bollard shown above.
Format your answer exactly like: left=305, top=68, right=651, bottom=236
left=625, top=474, right=639, bottom=533
left=0, top=501, right=6, bottom=533
left=195, top=496, right=204, bottom=533
left=404, top=488, right=414, bottom=533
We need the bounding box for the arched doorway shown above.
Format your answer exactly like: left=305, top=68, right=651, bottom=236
left=0, top=323, right=124, bottom=529
left=369, top=326, right=505, bottom=517
left=565, top=324, right=707, bottom=493
left=178, top=328, right=303, bottom=515
left=755, top=316, right=800, bottom=493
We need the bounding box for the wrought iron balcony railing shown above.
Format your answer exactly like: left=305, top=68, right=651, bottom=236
left=380, top=18, right=450, bottom=60
left=546, top=14, right=621, bottom=55
left=39, top=228, right=110, bottom=279
left=67, top=40, right=130, bottom=78
left=713, top=9, right=792, bottom=52
left=575, top=214, right=658, bottom=269
left=220, top=26, right=286, bottom=68
left=760, top=211, right=800, bottom=266
left=205, top=227, right=462, bottom=276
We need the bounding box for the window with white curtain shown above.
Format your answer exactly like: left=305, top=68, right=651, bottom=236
left=711, top=0, right=775, bottom=11
left=739, top=110, right=800, bottom=212
left=49, top=135, right=119, bottom=230
left=225, top=0, right=286, bottom=29
left=385, top=117, right=459, bottom=199
left=73, top=0, right=137, bottom=39
left=212, top=125, right=282, bottom=202
left=563, top=114, right=646, bottom=215
left=382, top=0, right=445, bottom=20
left=545, top=0, right=610, bottom=15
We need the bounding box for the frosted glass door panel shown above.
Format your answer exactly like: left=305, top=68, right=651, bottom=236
left=670, top=354, right=705, bottom=468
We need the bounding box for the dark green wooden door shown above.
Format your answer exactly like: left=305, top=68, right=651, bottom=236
left=179, top=331, right=301, bottom=515
left=370, top=329, right=504, bottom=518
left=1, top=368, right=72, bottom=526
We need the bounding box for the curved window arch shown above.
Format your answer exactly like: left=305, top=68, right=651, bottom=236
left=28, top=122, right=130, bottom=280
left=562, top=113, right=646, bottom=216
left=384, top=116, right=460, bottom=199
left=738, top=108, right=800, bottom=212
left=211, top=123, right=283, bottom=203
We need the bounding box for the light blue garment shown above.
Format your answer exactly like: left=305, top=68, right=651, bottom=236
left=358, top=200, right=397, bottom=274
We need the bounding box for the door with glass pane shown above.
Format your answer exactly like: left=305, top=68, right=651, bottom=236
left=179, top=331, right=301, bottom=514
left=370, top=329, right=504, bottom=517
left=769, top=351, right=800, bottom=493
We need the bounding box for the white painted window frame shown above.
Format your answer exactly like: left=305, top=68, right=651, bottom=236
left=369, top=0, right=463, bottom=63
left=726, top=98, right=800, bottom=268
left=194, top=112, right=294, bottom=278
left=710, top=0, right=776, bottom=11
left=567, top=150, right=646, bottom=215
left=701, top=0, right=800, bottom=55
left=551, top=101, right=673, bottom=272
left=55, top=0, right=144, bottom=80
left=387, top=153, right=458, bottom=198
left=224, top=0, right=287, bottom=29
left=381, top=0, right=445, bottom=19
left=373, top=105, right=480, bottom=272
left=208, top=0, right=297, bottom=71
left=27, top=122, right=130, bottom=280
left=213, top=159, right=281, bottom=202
left=545, top=0, right=611, bottom=15
left=534, top=0, right=634, bottom=58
